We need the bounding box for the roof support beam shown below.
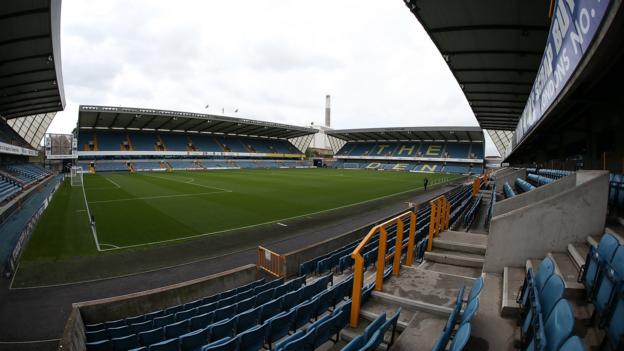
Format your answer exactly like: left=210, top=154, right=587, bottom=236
left=430, top=24, right=548, bottom=33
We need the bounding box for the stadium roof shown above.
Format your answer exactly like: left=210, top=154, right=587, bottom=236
left=0, top=0, right=65, bottom=119
left=78, top=105, right=317, bottom=139
left=327, top=127, right=484, bottom=142
left=403, top=0, right=550, bottom=131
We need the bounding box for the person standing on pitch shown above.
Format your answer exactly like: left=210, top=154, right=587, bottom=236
left=424, top=177, right=429, bottom=191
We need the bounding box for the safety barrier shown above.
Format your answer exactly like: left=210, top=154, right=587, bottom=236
left=349, top=211, right=417, bottom=327
left=257, top=246, right=285, bottom=278
left=427, top=195, right=450, bottom=251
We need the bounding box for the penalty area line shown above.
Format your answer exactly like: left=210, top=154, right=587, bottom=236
left=142, top=173, right=232, bottom=192
left=88, top=190, right=228, bottom=204
left=104, top=177, right=121, bottom=188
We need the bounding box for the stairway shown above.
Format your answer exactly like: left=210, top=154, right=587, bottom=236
left=424, top=230, right=487, bottom=268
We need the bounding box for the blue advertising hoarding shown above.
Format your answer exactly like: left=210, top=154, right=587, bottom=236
left=506, top=0, right=612, bottom=157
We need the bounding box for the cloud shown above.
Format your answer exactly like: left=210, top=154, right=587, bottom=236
left=47, top=0, right=499, bottom=155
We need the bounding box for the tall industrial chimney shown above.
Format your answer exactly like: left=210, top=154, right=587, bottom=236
left=325, top=95, right=331, bottom=128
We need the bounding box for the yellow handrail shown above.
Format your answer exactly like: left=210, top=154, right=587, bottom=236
left=349, top=210, right=417, bottom=328
left=427, top=195, right=450, bottom=251
left=257, top=246, right=285, bottom=277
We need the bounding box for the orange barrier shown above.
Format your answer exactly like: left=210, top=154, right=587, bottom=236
left=349, top=211, right=417, bottom=328
left=257, top=246, right=285, bottom=277
left=427, top=195, right=450, bottom=251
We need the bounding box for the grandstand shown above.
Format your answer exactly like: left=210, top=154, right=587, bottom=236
left=328, top=127, right=485, bottom=174
left=75, top=105, right=316, bottom=173
left=1, top=0, right=624, bottom=351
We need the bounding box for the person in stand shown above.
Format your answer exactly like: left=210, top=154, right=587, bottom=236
left=424, top=177, right=429, bottom=191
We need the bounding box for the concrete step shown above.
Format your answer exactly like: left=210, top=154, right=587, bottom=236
left=416, top=261, right=482, bottom=279
left=424, top=249, right=484, bottom=268
left=432, top=231, right=487, bottom=255
left=567, top=242, right=588, bottom=271
left=360, top=296, right=412, bottom=331
left=548, top=252, right=584, bottom=299
left=501, top=266, right=524, bottom=317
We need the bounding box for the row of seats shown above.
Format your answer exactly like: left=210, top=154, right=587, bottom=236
left=79, top=131, right=299, bottom=154
left=527, top=169, right=571, bottom=180
left=341, top=307, right=401, bottom=351
left=485, top=184, right=496, bottom=228
left=527, top=174, right=554, bottom=187
left=82, top=160, right=311, bottom=173
left=432, top=276, right=484, bottom=351
left=3, top=164, right=51, bottom=186
left=332, top=160, right=483, bottom=175
left=85, top=274, right=348, bottom=351
left=336, top=142, right=484, bottom=159
left=0, top=176, right=21, bottom=203
left=608, top=173, right=624, bottom=208
left=579, top=233, right=624, bottom=349
left=462, top=193, right=483, bottom=229
left=503, top=182, right=516, bottom=198
left=515, top=178, right=536, bottom=193
left=517, top=257, right=585, bottom=351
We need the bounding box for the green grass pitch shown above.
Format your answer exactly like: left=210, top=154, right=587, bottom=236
left=21, top=168, right=457, bottom=261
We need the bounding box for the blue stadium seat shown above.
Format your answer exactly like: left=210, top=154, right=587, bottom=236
left=543, top=299, right=575, bottom=351
left=105, top=319, right=126, bottom=330
left=85, top=322, right=106, bottom=333
left=361, top=282, right=374, bottom=305
left=594, top=246, right=624, bottom=319
left=111, top=334, right=140, bottom=350
left=139, top=328, right=165, bottom=346
left=201, top=295, right=219, bottom=306
left=184, top=300, right=203, bottom=310
left=237, top=323, right=267, bottom=351
left=164, top=319, right=189, bottom=339
left=260, top=298, right=283, bottom=323
left=213, top=305, right=236, bottom=322
left=361, top=330, right=383, bottom=351
left=176, top=309, right=197, bottom=322
left=132, top=321, right=154, bottom=334
left=340, top=334, right=365, bottom=351
left=459, top=298, right=479, bottom=326
left=165, top=305, right=184, bottom=316
left=85, top=329, right=109, bottom=343
left=265, top=310, right=294, bottom=350
left=145, top=310, right=165, bottom=321
left=522, top=274, right=565, bottom=335
left=312, top=310, right=343, bottom=348
left=291, top=298, right=316, bottom=331
left=582, top=234, right=620, bottom=297
left=218, top=296, right=237, bottom=309
left=235, top=307, right=260, bottom=333
left=363, top=313, right=386, bottom=340
left=449, top=322, right=471, bottom=351
left=314, top=288, right=335, bottom=319
left=126, top=315, right=146, bottom=325
left=200, top=336, right=237, bottom=351
left=255, top=289, right=275, bottom=307
left=605, top=289, right=624, bottom=349
left=190, top=312, right=213, bottom=331
left=276, top=327, right=316, bottom=351
left=153, top=314, right=175, bottom=328
left=209, top=318, right=235, bottom=341
left=282, top=288, right=302, bottom=308
left=198, top=303, right=218, bottom=316
left=237, top=290, right=254, bottom=303
left=519, top=257, right=555, bottom=310
left=379, top=307, right=401, bottom=348
left=108, top=324, right=132, bottom=339
left=179, top=328, right=209, bottom=351
left=467, top=276, right=484, bottom=302
left=86, top=339, right=113, bottom=351
left=148, top=338, right=178, bottom=351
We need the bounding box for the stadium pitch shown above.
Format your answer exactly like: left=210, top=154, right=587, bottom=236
left=21, top=168, right=457, bottom=262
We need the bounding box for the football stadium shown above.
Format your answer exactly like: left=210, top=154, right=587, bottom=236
left=1, top=1, right=624, bottom=351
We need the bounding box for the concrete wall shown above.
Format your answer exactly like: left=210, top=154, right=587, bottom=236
left=492, top=168, right=526, bottom=191
left=75, top=264, right=257, bottom=324
left=484, top=170, right=609, bottom=273
left=494, top=174, right=576, bottom=216
left=58, top=307, right=86, bottom=351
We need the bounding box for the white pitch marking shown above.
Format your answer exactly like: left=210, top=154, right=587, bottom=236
left=75, top=209, right=87, bottom=213
left=142, top=173, right=232, bottom=192
left=80, top=177, right=101, bottom=251
left=104, top=177, right=121, bottom=188
left=277, top=222, right=288, bottom=227
left=88, top=191, right=228, bottom=204
left=99, top=243, right=121, bottom=249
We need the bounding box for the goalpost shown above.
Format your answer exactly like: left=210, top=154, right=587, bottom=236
left=70, top=166, right=84, bottom=187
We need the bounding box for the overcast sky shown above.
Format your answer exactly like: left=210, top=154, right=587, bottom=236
left=47, top=0, right=499, bottom=155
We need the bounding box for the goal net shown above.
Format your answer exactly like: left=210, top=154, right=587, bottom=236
left=70, top=166, right=83, bottom=187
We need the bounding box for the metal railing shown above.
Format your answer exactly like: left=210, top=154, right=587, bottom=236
left=257, top=246, right=285, bottom=277
left=427, top=195, right=450, bottom=251
left=349, top=210, right=417, bottom=327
